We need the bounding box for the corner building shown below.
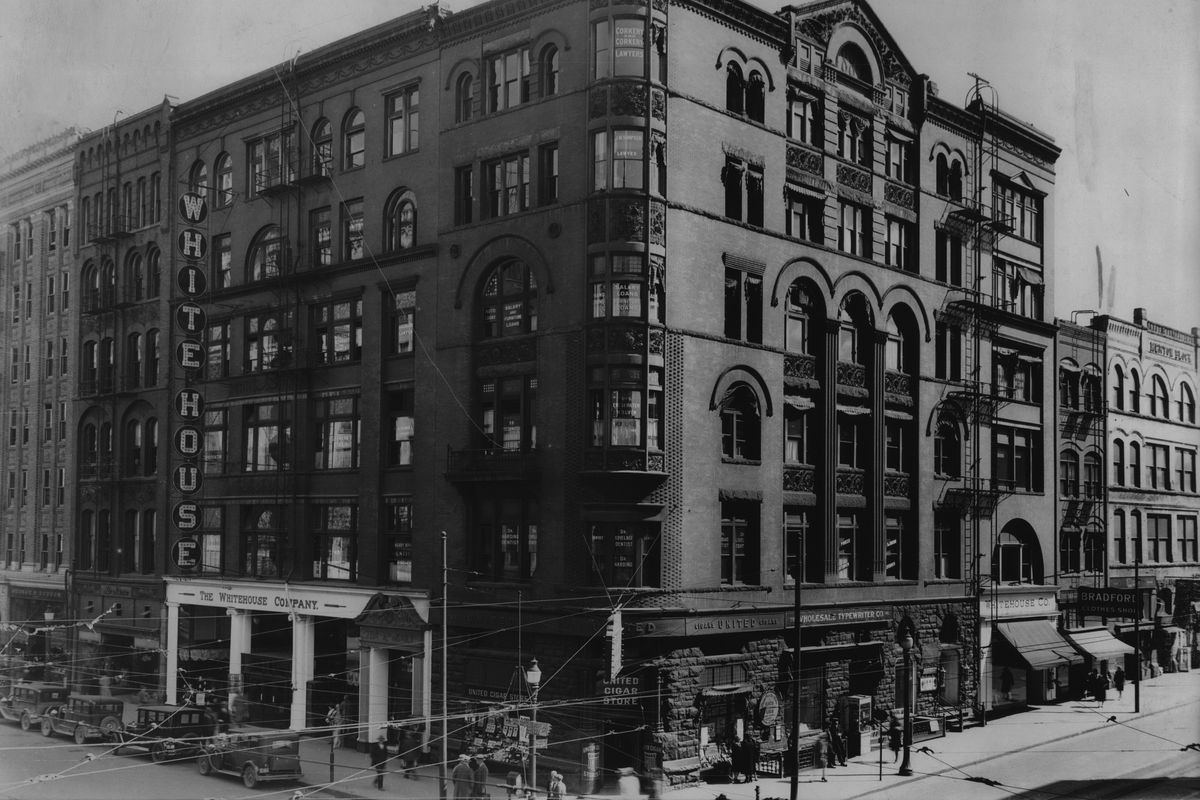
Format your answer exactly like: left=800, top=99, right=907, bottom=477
left=140, top=0, right=1065, bottom=777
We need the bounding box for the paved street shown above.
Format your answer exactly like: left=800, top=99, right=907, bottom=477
left=0, top=670, right=1194, bottom=799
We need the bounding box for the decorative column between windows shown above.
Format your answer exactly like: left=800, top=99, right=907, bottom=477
left=822, top=319, right=840, bottom=580
left=870, top=329, right=887, bottom=578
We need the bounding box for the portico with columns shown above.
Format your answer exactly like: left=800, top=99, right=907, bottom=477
left=164, top=579, right=429, bottom=734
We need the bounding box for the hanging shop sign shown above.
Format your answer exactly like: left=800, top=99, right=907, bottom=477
left=175, top=303, right=206, bottom=334
left=178, top=192, right=209, bottom=224
left=173, top=427, right=201, bottom=458
left=598, top=675, right=641, bottom=706
left=174, top=389, right=205, bottom=420
left=177, top=265, right=208, bottom=296
left=173, top=464, right=202, bottom=494
left=172, top=502, right=200, bottom=532
left=1077, top=587, right=1145, bottom=619
left=171, top=537, right=199, bottom=570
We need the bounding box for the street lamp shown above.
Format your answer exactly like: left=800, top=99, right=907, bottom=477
left=525, top=658, right=542, bottom=795
left=42, top=608, right=55, bottom=666
left=898, top=634, right=913, bottom=776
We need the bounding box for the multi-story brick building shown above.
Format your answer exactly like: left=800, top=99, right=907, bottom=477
left=0, top=129, right=79, bottom=670
left=70, top=102, right=174, bottom=694
left=58, top=0, right=1070, bottom=778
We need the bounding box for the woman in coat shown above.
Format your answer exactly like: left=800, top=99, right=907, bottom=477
left=887, top=712, right=902, bottom=763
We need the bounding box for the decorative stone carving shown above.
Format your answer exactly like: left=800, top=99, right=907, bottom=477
left=785, top=353, right=816, bottom=380
left=648, top=328, right=664, bottom=355
left=884, top=473, right=910, bottom=497
left=609, top=452, right=646, bottom=471
left=883, top=370, right=913, bottom=397
left=608, top=325, right=646, bottom=352
left=787, top=144, right=823, bottom=175
left=612, top=82, right=647, bottom=117
left=650, top=201, right=665, bottom=245
left=797, top=6, right=907, bottom=82
left=610, top=199, right=646, bottom=241
left=647, top=453, right=665, bottom=472
left=884, top=181, right=915, bottom=209
left=836, top=163, right=872, bottom=193
left=651, top=89, right=666, bottom=121
left=836, top=361, right=866, bottom=388
left=836, top=468, right=865, bottom=495
left=784, top=465, right=816, bottom=492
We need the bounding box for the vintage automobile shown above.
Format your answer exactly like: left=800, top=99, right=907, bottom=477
left=112, top=704, right=216, bottom=762
left=0, top=682, right=69, bottom=731
left=40, top=694, right=125, bottom=744
left=197, top=727, right=303, bottom=788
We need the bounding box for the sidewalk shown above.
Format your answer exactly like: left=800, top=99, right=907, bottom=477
left=295, top=669, right=1199, bottom=800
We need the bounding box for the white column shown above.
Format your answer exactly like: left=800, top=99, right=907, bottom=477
left=228, top=609, right=250, bottom=704
left=368, top=646, right=388, bottom=739
left=290, top=614, right=315, bottom=730
left=165, top=602, right=180, bottom=704
left=357, top=647, right=372, bottom=747
left=422, top=627, right=433, bottom=751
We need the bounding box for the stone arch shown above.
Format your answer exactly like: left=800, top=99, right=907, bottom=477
left=881, top=283, right=932, bottom=342
left=826, top=24, right=882, bottom=86
left=454, top=234, right=555, bottom=310
left=710, top=364, right=774, bottom=418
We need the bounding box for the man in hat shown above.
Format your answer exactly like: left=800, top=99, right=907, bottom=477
left=370, top=732, right=390, bottom=790
left=547, top=770, right=566, bottom=800
left=452, top=753, right=475, bottom=800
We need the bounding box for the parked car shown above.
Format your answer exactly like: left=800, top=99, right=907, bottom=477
left=197, top=726, right=303, bottom=788
left=40, top=695, right=125, bottom=744
left=112, top=704, right=216, bottom=762
left=0, top=682, right=69, bottom=731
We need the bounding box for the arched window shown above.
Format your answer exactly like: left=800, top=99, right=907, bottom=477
left=1059, top=361, right=1080, bottom=409
left=1129, top=369, right=1141, bottom=413
left=126, top=333, right=142, bottom=389
left=1129, top=441, right=1141, bottom=487
left=1084, top=451, right=1102, bottom=497
left=1082, top=365, right=1102, bottom=411
left=1178, top=383, right=1196, bottom=424
left=188, top=159, right=209, bottom=195
left=1151, top=375, right=1170, bottom=419
left=785, top=281, right=820, bottom=355
left=720, top=382, right=761, bottom=460
left=81, top=423, right=99, bottom=471
left=745, top=70, right=766, bottom=123
left=145, top=329, right=160, bottom=387
left=540, top=45, right=559, bottom=97
left=455, top=73, right=475, bottom=123
left=100, top=421, right=113, bottom=465
left=838, top=294, right=872, bottom=366
left=343, top=109, right=365, bottom=170
left=215, top=152, right=234, bottom=207
left=312, top=119, right=333, bottom=176
left=725, top=62, right=745, bottom=115
left=835, top=43, right=871, bottom=82
left=146, top=248, right=161, bottom=298
left=98, top=338, right=115, bottom=392
left=1113, top=509, right=1127, bottom=564
left=1113, top=364, right=1125, bottom=410
left=100, top=259, right=117, bottom=307
left=1060, top=450, right=1079, bottom=497
left=82, top=341, right=98, bottom=392
left=247, top=225, right=284, bottom=281
left=1112, top=439, right=1125, bottom=486
left=125, top=420, right=143, bottom=476
left=83, top=261, right=100, bottom=311
left=935, top=154, right=949, bottom=195
left=934, top=415, right=961, bottom=478
left=384, top=190, right=417, bottom=252
left=886, top=309, right=918, bottom=375
left=948, top=160, right=963, bottom=200
left=127, top=251, right=144, bottom=302
left=145, top=418, right=158, bottom=476
left=480, top=259, right=538, bottom=338
left=994, top=531, right=1032, bottom=584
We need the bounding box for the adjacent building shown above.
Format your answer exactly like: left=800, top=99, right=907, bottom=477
left=0, top=129, right=79, bottom=668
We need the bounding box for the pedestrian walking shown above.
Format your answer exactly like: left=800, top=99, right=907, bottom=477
left=370, top=733, right=390, bottom=791
left=1001, top=667, right=1014, bottom=701
left=547, top=770, right=566, bottom=800
left=815, top=731, right=828, bottom=781
left=470, top=754, right=490, bottom=799
left=1095, top=670, right=1109, bottom=707
left=618, top=767, right=641, bottom=800
left=743, top=735, right=760, bottom=782
left=887, top=712, right=902, bottom=763
left=729, top=738, right=745, bottom=783
left=826, top=716, right=847, bottom=767
left=1113, top=666, right=1126, bottom=700
left=326, top=700, right=344, bottom=749
left=398, top=723, right=420, bottom=778
left=452, top=753, right=475, bottom=800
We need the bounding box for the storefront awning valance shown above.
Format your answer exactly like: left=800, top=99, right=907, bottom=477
left=996, top=621, right=1084, bottom=670
left=1063, top=628, right=1134, bottom=663
left=700, top=683, right=752, bottom=698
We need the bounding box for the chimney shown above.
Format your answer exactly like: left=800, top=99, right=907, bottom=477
left=1134, top=308, right=1148, bottom=327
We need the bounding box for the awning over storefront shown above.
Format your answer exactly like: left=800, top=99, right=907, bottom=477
left=1064, top=628, right=1135, bottom=663
left=995, top=621, right=1084, bottom=670
left=699, top=683, right=752, bottom=698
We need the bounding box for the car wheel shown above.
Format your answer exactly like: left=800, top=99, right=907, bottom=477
left=100, top=716, right=121, bottom=737
left=40, top=717, right=54, bottom=737
left=198, top=754, right=213, bottom=775
left=151, top=743, right=166, bottom=763
left=74, top=726, right=89, bottom=745
left=19, top=712, right=31, bottom=731
left=242, top=763, right=259, bottom=789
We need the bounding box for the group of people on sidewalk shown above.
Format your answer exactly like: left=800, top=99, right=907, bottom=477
left=1082, top=666, right=1125, bottom=707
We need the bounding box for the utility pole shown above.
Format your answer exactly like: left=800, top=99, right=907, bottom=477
left=441, top=531, right=449, bottom=800
left=788, top=560, right=801, bottom=800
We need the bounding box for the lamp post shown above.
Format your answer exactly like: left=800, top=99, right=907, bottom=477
left=42, top=609, right=54, bottom=668
left=525, top=658, right=542, bottom=795
left=898, top=634, right=913, bottom=777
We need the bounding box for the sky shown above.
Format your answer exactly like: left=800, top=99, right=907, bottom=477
left=2, top=0, right=1197, bottom=331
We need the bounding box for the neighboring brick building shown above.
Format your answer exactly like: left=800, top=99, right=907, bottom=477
left=0, top=128, right=79, bottom=667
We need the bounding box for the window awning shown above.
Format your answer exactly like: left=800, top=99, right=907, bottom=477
left=785, top=396, right=816, bottom=411
left=1063, top=628, right=1135, bottom=663
left=837, top=405, right=871, bottom=416
left=995, top=621, right=1084, bottom=670
left=700, top=683, right=752, bottom=698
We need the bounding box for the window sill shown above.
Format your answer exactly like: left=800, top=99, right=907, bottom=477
left=721, top=457, right=762, bottom=466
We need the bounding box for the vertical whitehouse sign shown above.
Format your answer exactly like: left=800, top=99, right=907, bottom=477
left=171, top=192, right=208, bottom=571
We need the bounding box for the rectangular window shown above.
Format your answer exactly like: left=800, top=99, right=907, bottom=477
left=783, top=508, right=810, bottom=585
left=310, top=208, right=331, bottom=267
left=885, top=420, right=906, bottom=472
left=44, top=341, right=53, bottom=378
left=838, top=200, right=868, bottom=256
left=1149, top=444, right=1170, bottom=490
left=390, top=289, right=416, bottom=354
left=61, top=271, right=69, bottom=310
left=57, top=401, right=67, bottom=440
left=341, top=199, right=364, bottom=261
left=212, top=233, right=232, bottom=290
left=244, top=402, right=291, bottom=472
left=205, top=321, right=230, bottom=379
left=1148, top=514, right=1172, bottom=562
left=588, top=521, right=660, bottom=587
left=837, top=512, right=858, bottom=580
left=1179, top=516, right=1198, bottom=563
left=612, top=129, right=645, bottom=190
left=46, top=276, right=55, bottom=313
left=41, top=403, right=52, bottom=442
left=786, top=192, right=823, bottom=243
left=994, top=181, right=1042, bottom=243
left=885, top=513, right=914, bottom=579
left=314, top=396, right=360, bottom=470
left=312, top=504, right=356, bottom=580
left=784, top=408, right=809, bottom=464
left=384, top=498, right=413, bottom=583
left=838, top=416, right=862, bottom=468
left=56, top=467, right=65, bottom=505
left=885, top=134, right=912, bottom=183
left=203, top=409, right=227, bottom=474
left=647, top=367, right=663, bottom=451
left=385, top=389, right=415, bottom=466
left=312, top=298, right=363, bottom=365
left=994, top=426, right=1041, bottom=492
left=720, top=501, right=759, bottom=585
left=486, top=153, right=530, bottom=217
left=788, top=93, right=821, bottom=145
left=837, top=113, right=870, bottom=166
left=197, top=507, right=223, bottom=575
left=594, top=18, right=645, bottom=79
left=884, top=217, right=914, bottom=270
left=538, top=143, right=559, bottom=205
left=454, top=166, right=474, bottom=225
left=244, top=312, right=293, bottom=372
left=723, top=268, right=763, bottom=343
left=386, top=85, right=420, bottom=156
left=934, top=509, right=961, bottom=579
left=481, top=376, right=537, bottom=451
left=935, top=229, right=963, bottom=285
left=993, top=259, right=1045, bottom=320
left=1176, top=448, right=1196, bottom=493
left=488, top=47, right=531, bottom=112
left=248, top=129, right=295, bottom=193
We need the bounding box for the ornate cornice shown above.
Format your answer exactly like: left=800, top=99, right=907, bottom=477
left=793, top=1, right=914, bottom=84
left=673, top=0, right=789, bottom=51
